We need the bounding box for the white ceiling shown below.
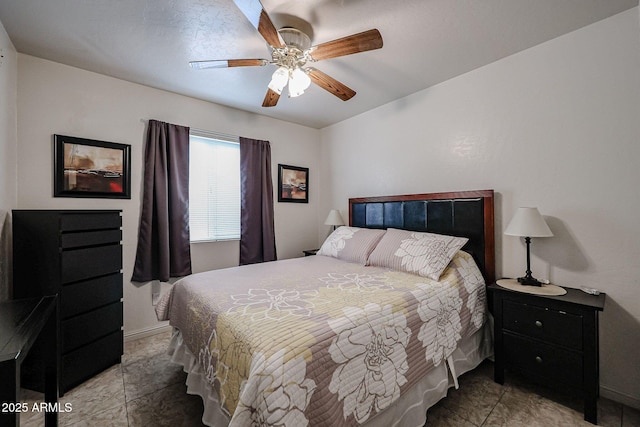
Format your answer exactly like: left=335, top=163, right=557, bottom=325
left=1, top=0, right=637, bottom=129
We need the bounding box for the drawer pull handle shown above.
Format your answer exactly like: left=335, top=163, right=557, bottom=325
left=535, top=356, right=543, bottom=364
left=535, top=320, right=543, bottom=328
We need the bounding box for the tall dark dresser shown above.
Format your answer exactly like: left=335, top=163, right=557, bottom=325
left=12, top=210, right=123, bottom=394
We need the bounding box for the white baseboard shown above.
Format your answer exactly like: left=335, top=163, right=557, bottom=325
left=601, top=385, right=640, bottom=410
left=124, top=323, right=172, bottom=342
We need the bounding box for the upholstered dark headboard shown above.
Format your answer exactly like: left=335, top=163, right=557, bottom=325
left=349, top=190, right=495, bottom=284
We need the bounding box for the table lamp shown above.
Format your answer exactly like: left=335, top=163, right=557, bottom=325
left=324, top=209, right=344, bottom=231
left=504, top=207, right=553, bottom=286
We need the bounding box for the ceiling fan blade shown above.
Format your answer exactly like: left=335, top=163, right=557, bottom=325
left=308, top=29, right=383, bottom=61
left=233, top=0, right=285, bottom=48
left=307, top=68, right=356, bottom=101
left=189, top=59, right=269, bottom=69
left=262, top=88, right=281, bottom=107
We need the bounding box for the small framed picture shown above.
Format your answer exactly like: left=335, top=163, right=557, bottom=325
left=278, top=164, right=309, bottom=203
left=54, top=134, right=131, bottom=199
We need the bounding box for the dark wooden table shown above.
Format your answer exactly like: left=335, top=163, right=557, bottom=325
left=1, top=296, right=58, bottom=426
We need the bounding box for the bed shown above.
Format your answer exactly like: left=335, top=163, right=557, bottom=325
left=156, top=190, right=495, bottom=427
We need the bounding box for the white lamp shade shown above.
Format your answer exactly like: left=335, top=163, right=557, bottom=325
left=268, top=66, right=289, bottom=95
left=288, top=67, right=311, bottom=98
left=324, top=209, right=345, bottom=226
left=504, top=207, right=553, bottom=237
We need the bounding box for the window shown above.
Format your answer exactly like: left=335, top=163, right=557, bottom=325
left=189, top=132, right=240, bottom=242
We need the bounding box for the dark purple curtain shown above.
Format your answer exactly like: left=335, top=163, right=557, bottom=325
left=239, top=137, right=277, bottom=265
left=132, top=120, right=192, bottom=282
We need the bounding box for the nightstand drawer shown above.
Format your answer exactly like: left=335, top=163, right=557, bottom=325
left=503, top=300, right=583, bottom=350
left=504, top=333, right=583, bottom=388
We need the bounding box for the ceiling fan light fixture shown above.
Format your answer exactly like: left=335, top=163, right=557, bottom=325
left=193, top=1, right=383, bottom=107
left=288, top=67, right=311, bottom=98
left=268, top=66, right=289, bottom=95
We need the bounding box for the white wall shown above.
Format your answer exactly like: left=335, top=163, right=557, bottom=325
left=320, top=8, right=640, bottom=408
left=16, top=55, right=321, bottom=336
left=0, top=19, right=17, bottom=301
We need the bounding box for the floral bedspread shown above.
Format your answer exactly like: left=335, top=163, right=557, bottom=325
left=156, top=251, right=486, bottom=427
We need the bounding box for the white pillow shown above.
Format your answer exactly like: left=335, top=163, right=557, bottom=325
left=367, top=228, right=468, bottom=280
left=317, top=226, right=386, bottom=265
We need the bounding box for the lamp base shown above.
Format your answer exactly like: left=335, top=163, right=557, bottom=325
left=517, top=237, right=544, bottom=286
left=517, top=275, right=543, bottom=286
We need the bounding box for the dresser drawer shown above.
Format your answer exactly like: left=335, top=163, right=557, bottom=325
left=503, top=300, right=583, bottom=350
left=61, top=273, right=123, bottom=318
left=61, top=229, right=122, bottom=248
left=504, top=333, right=583, bottom=388
left=62, top=302, right=122, bottom=352
left=62, top=330, right=123, bottom=391
left=61, top=244, right=122, bottom=283
left=60, top=212, right=121, bottom=232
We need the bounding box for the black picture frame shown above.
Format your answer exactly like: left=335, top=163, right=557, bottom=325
left=54, top=134, right=131, bottom=199
left=278, top=164, right=309, bottom=203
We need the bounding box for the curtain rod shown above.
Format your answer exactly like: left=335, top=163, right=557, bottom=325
left=140, top=119, right=239, bottom=143
left=190, top=128, right=239, bottom=143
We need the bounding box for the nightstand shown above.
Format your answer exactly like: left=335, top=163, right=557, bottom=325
left=488, top=283, right=605, bottom=424
left=303, top=249, right=319, bottom=256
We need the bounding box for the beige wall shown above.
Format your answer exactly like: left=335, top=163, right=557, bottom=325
left=320, top=8, right=640, bottom=408
left=15, top=54, right=321, bottom=336
left=0, top=19, right=17, bottom=301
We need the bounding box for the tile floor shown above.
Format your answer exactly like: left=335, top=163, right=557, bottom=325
left=19, top=331, right=640, bottom=426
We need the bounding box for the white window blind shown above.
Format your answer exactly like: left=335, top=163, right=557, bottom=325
left=189, top=132, right=240, bottom=242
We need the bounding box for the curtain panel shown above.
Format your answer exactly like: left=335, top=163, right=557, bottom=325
left=132, top=120, right=192, bottom=282
left=239, top=137, right=277, bottom=265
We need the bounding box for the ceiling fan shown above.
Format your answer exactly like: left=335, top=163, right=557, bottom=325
left=189, top=0, right=383, bottom=107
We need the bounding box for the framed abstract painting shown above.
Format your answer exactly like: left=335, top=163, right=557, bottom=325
left=53, top=134, right=131, bottom=199
left=277, top=164, right=308, bottom=203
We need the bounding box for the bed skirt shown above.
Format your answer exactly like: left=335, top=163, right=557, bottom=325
left=168, top=318, right=493, bottom=427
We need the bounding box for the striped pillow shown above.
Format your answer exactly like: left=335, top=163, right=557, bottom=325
left=317, top=226, right=386, bottom=265
left=368, top=228, right=468, bottom=280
